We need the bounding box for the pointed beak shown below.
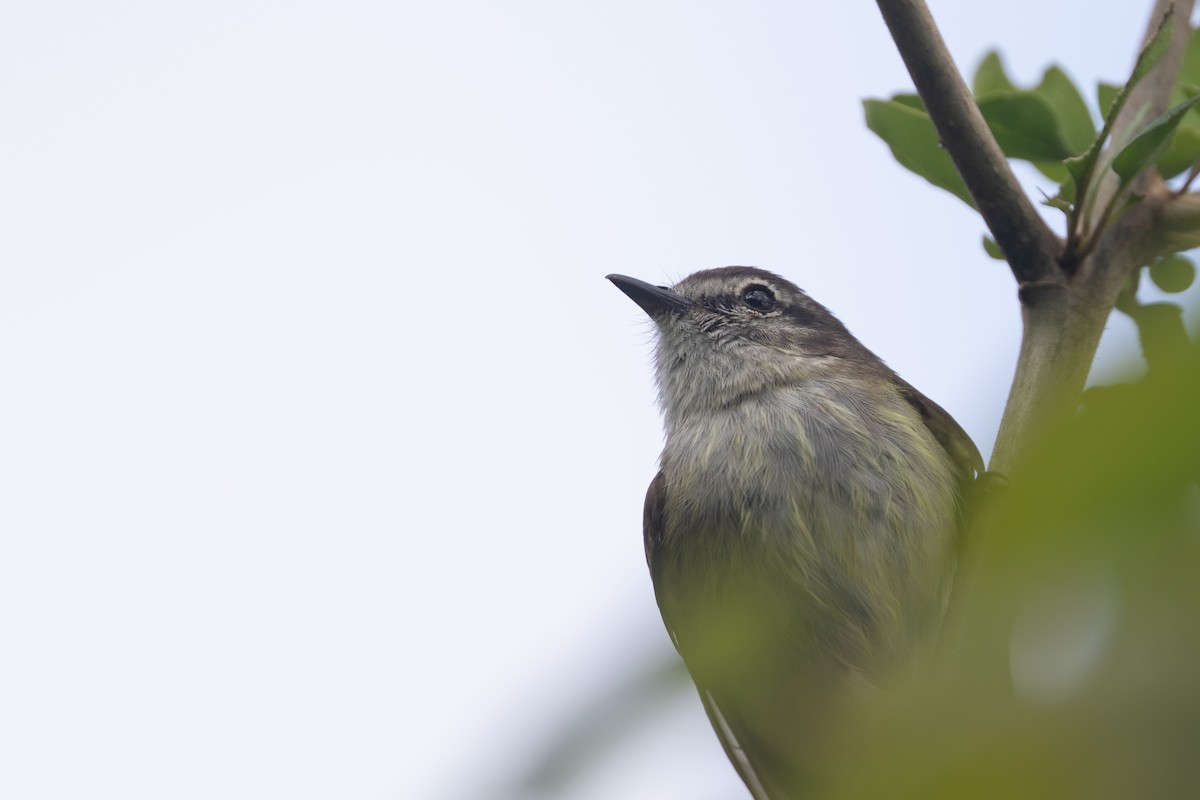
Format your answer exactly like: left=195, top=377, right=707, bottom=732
left=606, top=274, right=691, bottom=317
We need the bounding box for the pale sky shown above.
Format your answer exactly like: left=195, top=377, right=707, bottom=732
left=1, top=2, right=1193, bottom=799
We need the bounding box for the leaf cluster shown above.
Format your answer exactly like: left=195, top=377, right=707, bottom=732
left=865, top=22, right=1200, bottom=284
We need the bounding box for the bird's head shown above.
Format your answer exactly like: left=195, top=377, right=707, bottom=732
left=608, top=267, right=882, bottom=427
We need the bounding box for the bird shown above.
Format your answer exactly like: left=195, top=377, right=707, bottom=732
left=607, top=267, right=982, bottom=799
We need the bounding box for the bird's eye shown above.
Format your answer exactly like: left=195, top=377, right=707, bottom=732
left=742, top=285, right=775, bottom=311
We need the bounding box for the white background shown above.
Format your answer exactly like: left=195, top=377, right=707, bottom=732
left=1, top=2, right=1192, bottom=799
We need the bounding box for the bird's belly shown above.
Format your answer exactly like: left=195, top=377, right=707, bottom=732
left=658, top=391, right=960, bottom=673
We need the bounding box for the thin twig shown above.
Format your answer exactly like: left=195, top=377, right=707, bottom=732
left=1173, top=162, right=1200, bottom=195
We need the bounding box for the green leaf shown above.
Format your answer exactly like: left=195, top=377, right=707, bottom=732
left=971, top=60, right=1092, bottom=167
left=863, top=98, right=976, bottom=208
left=978, top=92, right=1077, bottom=161
left=1041, top=192, right=1072, bottom=213
left=1041, top=169, right=1075, bottom=214
left=1097, top=83, right=1121, bottom=119
left=1149, top=255, right=1197, bottom=293
left=1155, top=125, right=1200, bottom=180
left=973, top=51, right=1016, bottom=96
left=1129, top=301, right=1192, bottom=371
left=1032, top=160, right=1069, bottom=182
left=1056, top=174, right=1078, bottom=204
left=1129, top=17, right=1174, bottom=88
left=1034, top=66, right=1096, bottom=154
left=892, top=93, right=926, bottom=111
left=1064, top=152, right=1091, bottom=187
left=1176, top=28, right=1200, bottom=90
left=982, top=235, right=1005, bottom=259
left=1186, top=86, right=1200, bottom=127
left=1113, top=93, right=1200, bottom=185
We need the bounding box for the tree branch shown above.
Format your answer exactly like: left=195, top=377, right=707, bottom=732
left=873, top=0, right=1194, bottom=475
left=874, top=0, right=1194, bottom=476
left=1151, top=190, right=1200, bottom=252
left=874, top=0, right=1063, bottom=286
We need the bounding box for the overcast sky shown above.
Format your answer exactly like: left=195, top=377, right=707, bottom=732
left=2, top=3, right=1196, bottom=799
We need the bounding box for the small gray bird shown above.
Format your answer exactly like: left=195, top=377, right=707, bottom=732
left=608, top=267, right=982, bottom=799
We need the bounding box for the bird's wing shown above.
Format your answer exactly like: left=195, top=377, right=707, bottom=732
left=642, top=471, right=794, bottom=800
left=893, top=378, right=985, bottom=483
left=642, top=470, right=667, bottom=577
left=697, top=689, right=781, bottom=800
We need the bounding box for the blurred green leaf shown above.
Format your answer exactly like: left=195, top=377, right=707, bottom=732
left=982, top=235, right=1005, bottom=259
left=1176, top=28, right=1200, bottom=90
left=1129, top=17, right=1174, bottom=88
left=1064, top=147, right=1100, bottom=207
left=1032, top=160, right=1070, bottom=182
left=1170, top=82, right=1200, bottom=134
left=1154, top=125, right=1200, bottom=179
left=1042, top=173, right=1076, bottom=216
left=1041, top=191, right=1072, bottom=214
left=1064, top=152, right=1091, bottom=193
left=1033, top=66, right=1096, bottom=154
left=1058, top=174, right=1078, bottom=204
left=1097, top=82, right=1120, bottom=119
left=892, top=93, right=926, bottom=111
left=864, top=98, right=977, bottom=208
left=1149, top=254, right=1197, bottom=293
left=1117, top=298, right=1194, bottom=374
left=973, top=51, right=1016, bottom=95
left=978, top=93, right=1077, bottom=161
left=1113, top=93, right=1200, bottom=185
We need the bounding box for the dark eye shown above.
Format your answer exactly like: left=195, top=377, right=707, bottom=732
left=742, top=285, right=775, bottom=311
